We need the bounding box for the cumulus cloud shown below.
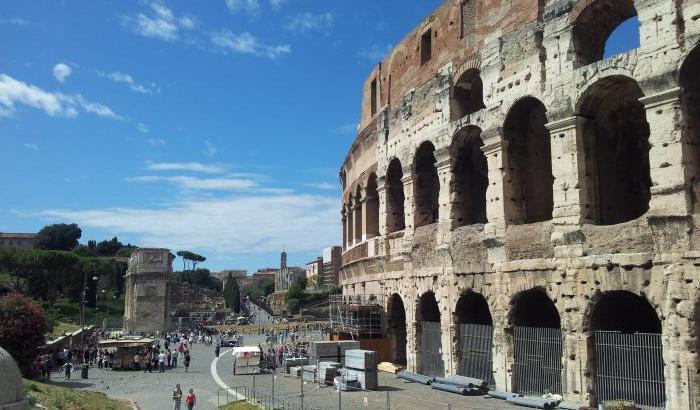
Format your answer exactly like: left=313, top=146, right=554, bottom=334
left=146, top=138, right=167, bottom=146
left=137, top=122, right=150, bottom=133
left=99, top=70, right=157, bottom=94
left=304, top=182, right=337, bottom=191
left=0, top=73, right=119, bottom=119
left=53, top=63, right=72, bottom=83
left=225, top=0, right=260, bottom=14
left=38, top=193, right=339, bottom=255
left=126, top=175, right=258, bottom=191
left=285, top=12, right=333, bottom=34
left=146, top=161, right=226, bottom=174
left=128, top=1, right=196, bottom=41
left=210, top=30, right=290, bottom=59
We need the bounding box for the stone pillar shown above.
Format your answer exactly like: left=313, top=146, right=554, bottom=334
left=407, top=319, right=419, bottom=372
left=481, top=128, right=507, bottom=231
left=347, top=203, right=354, bottom=247
left=377, top=177, right=388, bottom=237
left=354, top=198, right=363, bottom=244
left=364, top=187, right=379, bottom=240
left=640, top=88, right=689, bottom=217
left=401, top=170, right=416, bottom=249
left=341, top=210, right=347, bottom=250
left=546, top=116, right=583, bottom=226
left=435, top=148, right=457, bottom=240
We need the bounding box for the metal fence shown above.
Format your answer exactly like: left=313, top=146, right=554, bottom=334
left=513, top=326, right=563, bottom=396
left=457, top=323, right=494, bottom=387
left=594, top=331, right=666, bottom=409
left=419, top=321, right=444, bottom=377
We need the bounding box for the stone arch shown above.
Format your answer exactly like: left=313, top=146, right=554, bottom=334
left=510, top=287, right=561, bottom=328
left=576, top=75, right=651, bottom=225
left=455, top=291, right=494, bottom=383
left=416, top=290, right=444, bottom=376
left=353, top=185, right=363, bottom=243
left=450, top=68, right=485, bottom=121
left=451, top=126, right=488, bottom=227
left=680, top=44, right=700, bottom=193
left=387, top=293, right=407, bottom=365
left=571, top=0, right=639, bottom=66
left=345, top=198, right=354, bottom=247
left=414, top=141, right=440, bottom=228
left=503, top=96, right=553, bottom=224
left=586, top=291, right=665, bottom=408
left=386, top=158, right=406, bottom=233
left=365, top=173, right=379, bottom=239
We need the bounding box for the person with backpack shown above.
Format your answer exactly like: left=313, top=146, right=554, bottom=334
left=171, top=383, right=183, bottom=410
left=185, top=388, right=196, bottom=410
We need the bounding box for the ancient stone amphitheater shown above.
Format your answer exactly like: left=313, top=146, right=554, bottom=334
left=338, top=0, right=700, bottom=408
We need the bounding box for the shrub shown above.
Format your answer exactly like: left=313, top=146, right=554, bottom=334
left=0, top=293, right=48, bottom=376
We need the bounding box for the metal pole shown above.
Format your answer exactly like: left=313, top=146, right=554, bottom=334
left=300, top=372, right=304, bottom=409
left=272, top=368, right=275, bottom=406
left=338, top=386, right=341, bottom=410
left=386, top=391, right=390, bottom=410
left=80, top=272, right=87, bottom=348
left=253, top=369, right=256, bottom=400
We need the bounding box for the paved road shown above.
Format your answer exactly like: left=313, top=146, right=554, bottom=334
left=49, top=342, right=222, bottom=410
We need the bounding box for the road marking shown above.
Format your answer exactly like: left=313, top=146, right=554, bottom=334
left=210, top=348, right=246, bottom=401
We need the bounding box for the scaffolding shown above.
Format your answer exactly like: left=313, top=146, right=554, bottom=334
left=329, top=294, right=384, bottom=339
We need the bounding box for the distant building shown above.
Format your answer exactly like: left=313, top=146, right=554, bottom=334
left=306, top=257, right=324, bottom=289
left=289, top=267, right=306, bottom=284
left=212, top=269, right=247, bottom=288
left=275, top=251, right=289, bottom=292
left=322, top=246, right=342, bottom=289
left=0, top=232, right=36, bottom=250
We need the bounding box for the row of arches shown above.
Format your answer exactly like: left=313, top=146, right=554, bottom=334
left=344, top=43, right=699, bottom=248
left=387, top=288, right=666, bottom=407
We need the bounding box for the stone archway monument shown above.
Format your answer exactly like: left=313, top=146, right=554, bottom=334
left=123, top=248, right=174, bottom=334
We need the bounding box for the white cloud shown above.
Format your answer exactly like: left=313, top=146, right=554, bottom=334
left=269, top=0, right=286, bottom=10
left=38, top=193, right=340, bottom=255
left=204, top=141, right=217, bottom=156
left=285, top=12, right=333, bottom=33
left=358, top=44, right=393, bottom=62
left=128, top=1, right=195, bottom=42
left=24, top=143, right=38, bottom=150
left=53, top=63, right=72, bottom=83
left=0, top=73, right=119, bottom=119
left=137, top=122, right=150, bottom=133
left=99, top=71, right=157, bottom=94
left=146, top=161, right=226, bottom=174
left=0, top=17, right=27, bottom=25
left=211, top=30, right=290, bottom=59
left=225, top=0, right=260, bottom=14
left=127, top=175, right=257, bottom=191
left=146, top=138, right=167, bottom=146
left=304, top=182, right=337, bottom=191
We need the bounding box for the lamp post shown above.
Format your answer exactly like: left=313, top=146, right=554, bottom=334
left=80, top=274, right=98, bottom=347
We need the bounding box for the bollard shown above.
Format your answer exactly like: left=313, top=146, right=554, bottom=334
left=338, top=386, right=342, bottom=410
left=386, top=391, right=390, bottom=410
left=300, top=371, right=304, bottom=409
left=272, top=369, right=275, bottom=406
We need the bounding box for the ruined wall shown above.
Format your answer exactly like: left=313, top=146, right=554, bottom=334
left=340, top=0, right=700, bottom=408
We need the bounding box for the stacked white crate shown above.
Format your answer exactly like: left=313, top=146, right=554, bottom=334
left=337, top=340, right=361, bottom=366
left=310, top=341, right=339, bottom=363
left=318, top=361, right=341, bottom=385
left=343, top=349, right=378, bottom=390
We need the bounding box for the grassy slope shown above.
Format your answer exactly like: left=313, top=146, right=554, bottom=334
left=219, top=401, right=261, bottom=409
left=23, top=379, right=132, bottom=410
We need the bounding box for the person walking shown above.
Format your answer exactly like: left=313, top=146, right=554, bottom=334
left=62, top=361, right=73, bottom=380
left=183, top=350, right=191, bottom=373
left=172, top=349, right=178, bottom=368
left=172, top=384, right=183, bottom=410
left=158, top=350, right=166, bottom=373
left=185, top=388, right=196, bottom=410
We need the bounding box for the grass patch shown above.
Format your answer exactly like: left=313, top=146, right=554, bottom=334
left=219, top=400, right=262, bottom=410
left=209, top=321, right=329, bottom=335
left=48, top=322, right=82, bottom=339
left=45, top=297, right=125, bottom=331
left=0, top=271, right=14, bottom=283
left=22, top=379, right=132, bottom=410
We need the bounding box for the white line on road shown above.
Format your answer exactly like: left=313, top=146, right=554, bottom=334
left=210, top=348, right=246, bottom=402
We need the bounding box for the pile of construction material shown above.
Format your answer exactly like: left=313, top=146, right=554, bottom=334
left=431, top=375, right=487, bottom=396
left=377, top=362, right=404, bottom=374
left=283, top=357, right=309, bottom=374
left=342, top=349, right=378, bottom=390
left=486, top=391, right=561, bottom=409
left=308, top=340, right=361, bottom=365
left=302, top=365, right=317, bottom=382
left=318, top=361, right=341, bottom=385
left=397, top=370, right=434, bottom=385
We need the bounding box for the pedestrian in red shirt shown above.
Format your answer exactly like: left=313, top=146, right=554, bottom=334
left=185, top=388, right=196, bottom=410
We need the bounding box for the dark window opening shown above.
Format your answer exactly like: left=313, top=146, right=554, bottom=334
left=419, top=291, right=440, bottom=322
left=452, top=126, right=488, bottom=227
left=354, top=186, right=363, bottom=243
left=456, top=291, right=492, bottom=325
left=365, top=174, right=379, bottom=239
left=681, top=46, right=700, bottom=195
left=450, top=69, right=485, bottom=120
left=370, top=79, right=378, bottom=116
left=503, top=97, right=553, bottom=224
left=386, top=159, right=406, bottom=233
left=388, top=294, right=407, bottom=365
left=414, top=142, right=440, bottom=228
left=577, top=76, right=651, bottom=225
left=591, top=291, right=660, bottom=333
left=572, top=0, right=638, bottom=66
left=511, top=288, right=560, bottom=328
left=421, top=29, right=432, bottom=65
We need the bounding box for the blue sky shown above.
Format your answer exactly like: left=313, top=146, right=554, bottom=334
left=0, top=1, right=637, bottom=273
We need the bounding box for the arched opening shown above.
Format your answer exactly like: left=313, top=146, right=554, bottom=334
left=450, top=69, right=485, bottom=121
left=590, top=291, right=665, bottom=408
left=572, top=0, right=639, bottom=66
left=387, top=294, right=407, bottom=365
left=342, top=207, right=348, bottom=250
left=414, top=142, right=440, bottom=228
left=417, top=291, right=444, bottom=377
left=455, top=291, right=494, bottom=385
left=365, top=174, right=379, bottom=239
left=346, top=200, right=354, bottom=247
left=451, top=126, right=488, bottom=227
left=510, top=288, right=562, bottom=395
left=680, top=45, right=700, bottom=193
left=577, top=76, right=651, bottom=225
left=386, top=159, right=406, bottom=233
left=503, top=97, right=553, bottom=224
left=354, top=186, right=363, bottom=243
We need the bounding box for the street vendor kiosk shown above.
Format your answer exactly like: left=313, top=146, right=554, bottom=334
left=98, top=337, right=155, bottom=370
left=232, top=346, right=261, bottom=375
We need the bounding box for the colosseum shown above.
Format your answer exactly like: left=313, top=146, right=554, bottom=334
left=338, top=0, right=700, bottom=408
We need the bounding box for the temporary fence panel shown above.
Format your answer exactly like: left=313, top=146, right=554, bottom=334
left=419, top=321, right=444, bottom=377
left=513, top=326, right=563, bottom=396
left=594, top=331, right=666, bottom=409
left=457, top=323, right=494, bottom=387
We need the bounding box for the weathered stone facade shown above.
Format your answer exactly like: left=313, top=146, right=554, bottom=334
left=123, top=248, right=174, bottom=334
left=339, top=0, right=700, bottom=408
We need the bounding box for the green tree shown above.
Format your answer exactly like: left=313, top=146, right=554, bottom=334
left=258, top=278, right=275, bottom=296
left=223, top=273, right=235, bottom=308
left=231, top=278, right=241, bottom=313
left=34, top=223, right=82, bottom=251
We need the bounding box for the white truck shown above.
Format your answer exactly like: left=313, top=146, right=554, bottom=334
left=232, top=346, right=261, bottom=375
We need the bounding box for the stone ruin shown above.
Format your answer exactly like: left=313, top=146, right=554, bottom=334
left=338, top=0, right=700, bottom=408
left=123, top=248, right=174, bottom=334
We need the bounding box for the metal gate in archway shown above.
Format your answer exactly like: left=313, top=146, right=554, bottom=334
left=594, top=331, right=665, bottom=409
left=513, top=326, right=563, bottom=395
left=419, top=321, right=444, bottom=377
left=457, top=323, right=494, bottom=386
